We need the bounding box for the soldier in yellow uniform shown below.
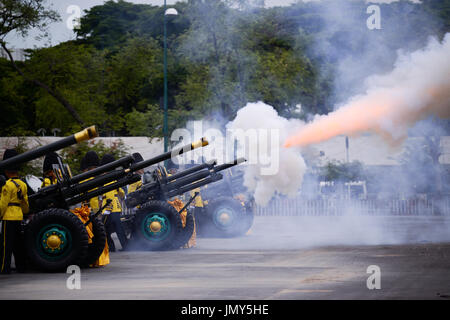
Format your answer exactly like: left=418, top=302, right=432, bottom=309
left=167, top=160, right=197, bottom=248
left=41, top=152, right=59, bottom=188
left=100, top=154, right=127, bottom=252
left=127, top=153, right=144, bottom=194
left=80, top=151, right=101, bottom=212
left=0, top=149, right=29, bottom=274
left=77, top=150, right=109, bottom=266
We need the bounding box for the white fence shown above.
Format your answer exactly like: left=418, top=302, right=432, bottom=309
left=254, top=197, right=450, bottom=216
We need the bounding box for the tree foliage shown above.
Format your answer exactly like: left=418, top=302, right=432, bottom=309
left=60, top=139, right=129, bottom=176
left=1, top=0, right=448, bottom=138
left=0, top=0, right=59, bottom=40
left=320, top=160, right=366, bottom=182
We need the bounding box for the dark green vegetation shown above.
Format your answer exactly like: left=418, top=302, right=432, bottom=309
left=1, top=0, right=449, bottom=138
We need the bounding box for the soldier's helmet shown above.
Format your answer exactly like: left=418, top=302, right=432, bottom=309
left=132, top=152, right=144, bottom=164
left=2, top=148, right=20, bottom=171
left=100, top=153, right=115, bottom=166
left=43, top=152, right=60, bottom=174
left=81, top=150, right=100, bottom=171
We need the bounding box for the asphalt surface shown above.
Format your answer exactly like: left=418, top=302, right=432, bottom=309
left=0, top=215, right=450, bottom=300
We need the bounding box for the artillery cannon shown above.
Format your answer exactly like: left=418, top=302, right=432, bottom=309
left=192, top=166, right=255, bottom=238
left=0, top=126, right=97, bottom=173
left=0, top=126, right=98, bottom=272
left=0, top=129, right=210, bottom=272
left=123, top=157, right=247, bottom=250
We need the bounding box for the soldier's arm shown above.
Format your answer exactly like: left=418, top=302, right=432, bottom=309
left=21, top=183, right=29, bottom=215
left=118, top=187, right=125, bottom=199
left=0, top=184, right=10, bottom=219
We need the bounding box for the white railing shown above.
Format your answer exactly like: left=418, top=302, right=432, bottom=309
left=254, top=197, right=450, bottom=216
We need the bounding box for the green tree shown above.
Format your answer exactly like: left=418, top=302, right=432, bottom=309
left=320, top=160, right=365, bottom=182
left=25, top=42, right=109, bottom=134
left=106, top=37, right=163, bottom=113
left=0, top=58, right=37, bottom=136
left=176, top=0, right=253, bottom=118
left=0, top=0, right=86, bottom=126
left=125, top=105, right=163, bottom=137
left=75, top=0, right=190, bottom=50
left=61, top=139, right=129, bottom=176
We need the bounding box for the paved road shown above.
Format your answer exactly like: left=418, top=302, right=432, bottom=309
left=1, top=216, right=450, bottom=300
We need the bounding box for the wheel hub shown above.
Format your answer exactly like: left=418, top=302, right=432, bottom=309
left=41, top=227, right=67, bottom=253
left=218, top=212, right=230, bottom=224
left=143, top=214, right=170, bottom=241
left=46, top=235, right=62, bottom=249
left=213, top=207, right=235, bottom=229
left=150, top=221, right=162, bottom=233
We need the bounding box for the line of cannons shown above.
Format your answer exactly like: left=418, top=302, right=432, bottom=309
left=0, top=126, right=254, bottom=272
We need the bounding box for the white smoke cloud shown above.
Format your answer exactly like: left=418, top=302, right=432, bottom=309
left=227, top=102, right=307, bottom=206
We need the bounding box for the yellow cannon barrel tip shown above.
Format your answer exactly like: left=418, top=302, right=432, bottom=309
left=191, top=137, right=209, bottom=149
left=74, top=125, right=98, bottom=142
left=201, top=137, right=209, bottom=146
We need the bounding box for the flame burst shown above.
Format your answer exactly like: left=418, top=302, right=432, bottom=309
left=284, top=34, right=450, bottom=148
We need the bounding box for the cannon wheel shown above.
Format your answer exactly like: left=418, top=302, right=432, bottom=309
left=133, top=200, right=183, bottom=251
left=171, top=209, right=195, bottom=249
left=81, top=216, right=107, bottom=267
left=200, top=197, right=251, bottom=238
left=25, top=208, right=89, bottom=272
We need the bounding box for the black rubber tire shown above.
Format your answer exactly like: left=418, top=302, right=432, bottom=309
left=25, top=208, right=89, bottom=272
left=201, top=197, right=249, bottom=238
left=171, top=209, right=195, bottom=249
left=81, top=216, right=107, bottom=267
left=133, top=200, right=183, bottom=251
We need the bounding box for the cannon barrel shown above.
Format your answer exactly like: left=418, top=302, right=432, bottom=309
left=29, top=137, right=210, bottom=211
left=166, top=159, right=216, bottom=182
left=165, top=169, right=212, bottom=191
left=66, top=137, right=209, bottom=194
left=66, top=174, right=141, bottom=206
left=166, top=176, right=221, bottom=199
left=0, top=126, right=98, bottom=172
left=130, top=138, right=209, bottom=172
left=213, top=157, right=246, bottom=173
left=165, top=158, right=247, bottom=198
left=69, top=155, right=135, bottom=184
left=124, top=157, right=246, bottom=208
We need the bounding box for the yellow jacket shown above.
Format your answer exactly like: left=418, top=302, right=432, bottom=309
left=41, top=177, right=57, bottom=188
left=80, top=177, right=100, bottom=213
left=127, top=180, right=142, bottom=194
left=190, top=187, right=204, bottom=208
left=0, top=178, right=29, bottom=221
left=102, top=182, right=125, bottom=213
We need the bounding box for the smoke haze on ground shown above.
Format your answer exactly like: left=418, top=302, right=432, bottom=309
left=173, top=1, right=450, bottom=248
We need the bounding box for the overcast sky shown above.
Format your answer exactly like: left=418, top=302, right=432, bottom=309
left=7, top=0, right=420, bottom=49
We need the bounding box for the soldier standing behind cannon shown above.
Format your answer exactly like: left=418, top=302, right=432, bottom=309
left=127, top=153, right=144, bottom=194
left=100, top=154, right=128, bottom=252
left=41, top=152, right=60, bottom=188
left=0, top=149, right=29, bottom=274
left=80, top=150, right=101, bottom=212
